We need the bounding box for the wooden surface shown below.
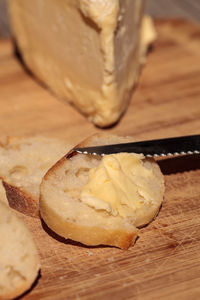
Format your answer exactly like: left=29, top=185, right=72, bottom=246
left=0, top=0, right=200, bottom=37
left=146, top=0, right=200, bottom=24
left=0, top=19, right=200, bottom=300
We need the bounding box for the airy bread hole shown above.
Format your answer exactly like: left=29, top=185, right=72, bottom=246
left=6, top=265, right=26, bottom=282
left=9, top=165, right=28, bottom=180
left=64, top=188, right=79, bottom=198
left=75, top=167, right=90, bottom=183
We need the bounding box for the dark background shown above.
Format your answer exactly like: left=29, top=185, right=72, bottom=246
left=0, top=0, right=200, bottom=38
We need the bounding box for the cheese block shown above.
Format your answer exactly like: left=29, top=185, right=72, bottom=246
left=8, top=0, right=155, bottom=127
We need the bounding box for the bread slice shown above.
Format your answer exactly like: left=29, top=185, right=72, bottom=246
left=0, top=136, right=72, bottom=217
left=40, top=134, right=165, bottom=249
left=0, top=201, right=40, bottom=300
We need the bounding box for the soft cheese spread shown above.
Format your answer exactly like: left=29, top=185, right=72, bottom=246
left=80, top=153, right=156, bottom=218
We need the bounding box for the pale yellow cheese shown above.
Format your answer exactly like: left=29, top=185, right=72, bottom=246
left=81, top=153, right=160, bottom=222
left=140, top=15, right=157, bottom=63
left=8, top=0, right=154, bottom=127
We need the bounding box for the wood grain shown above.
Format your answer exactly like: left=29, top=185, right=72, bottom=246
left=0, top=19, right=200, bottom=300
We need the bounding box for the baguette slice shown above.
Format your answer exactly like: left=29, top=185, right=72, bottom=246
left=40, top=134, right=164, bottom=249
left=0, top=201, right=40, bottom=300
left=0, top=136, right=72, bottom=217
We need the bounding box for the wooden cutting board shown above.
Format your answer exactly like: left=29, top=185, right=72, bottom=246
left=0, top=19, right=200, bottom=300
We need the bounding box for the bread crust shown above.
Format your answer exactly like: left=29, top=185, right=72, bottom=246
left=0, top=284, right=33, bottom=300
left=40, top=133, right=164, bottom=249
left=2, top=181, right=39, bottom=218
left=40, top=191, right=137, bottom=250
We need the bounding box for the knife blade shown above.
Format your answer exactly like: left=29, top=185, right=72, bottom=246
left=74, top=134, right=200, bottom=157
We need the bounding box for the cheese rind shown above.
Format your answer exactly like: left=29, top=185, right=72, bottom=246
left=8, top=0, right=154, bottom=127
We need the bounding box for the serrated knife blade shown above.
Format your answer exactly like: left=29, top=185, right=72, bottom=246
left=75, top=134, right=200, bottom=157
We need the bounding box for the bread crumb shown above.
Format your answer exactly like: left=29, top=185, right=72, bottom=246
left=86, top=250, right=93, bottom=256
left=107, top=257, right=115, bottom=262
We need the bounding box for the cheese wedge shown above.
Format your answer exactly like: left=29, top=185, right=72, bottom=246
left=8, top=0, right=155, bottom=127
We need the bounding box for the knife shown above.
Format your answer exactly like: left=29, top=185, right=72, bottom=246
left=75, top=134, right=200, bottom=157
